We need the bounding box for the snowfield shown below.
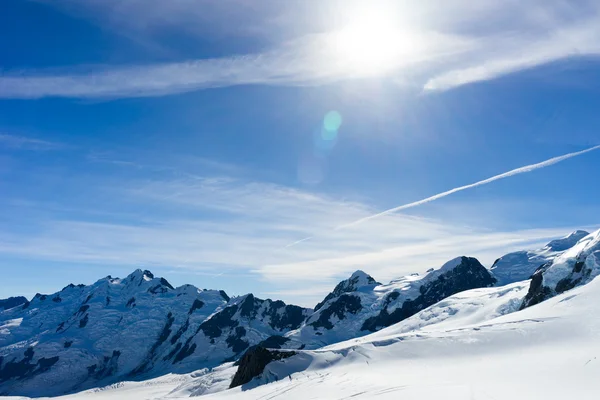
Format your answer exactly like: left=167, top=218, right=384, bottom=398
left=3, top=230, right=600, bottom=399
left=6, top=276, right=599, bottom=400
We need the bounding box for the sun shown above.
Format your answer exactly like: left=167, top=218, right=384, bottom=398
left=330, top=10, right=418, bottom=75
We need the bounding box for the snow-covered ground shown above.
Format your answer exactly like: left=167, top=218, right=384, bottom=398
left=5, top=230, right=600, bottom=399
left=7, top=275, right=599, bottom=400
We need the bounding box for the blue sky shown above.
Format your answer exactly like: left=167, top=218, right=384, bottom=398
left=1, top=0, right=600, bottom=306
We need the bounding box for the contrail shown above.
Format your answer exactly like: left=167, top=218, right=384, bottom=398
left=286, top=144, right=600, bottom=247
left=284, top=236, right=313, bottom=248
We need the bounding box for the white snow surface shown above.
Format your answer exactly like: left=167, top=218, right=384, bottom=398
left=281, top=256, right=492, bottom=349
left=490, top=229, right=589, bottom=286
left=542, top=229, right=600, bottom=289
left=8, top=275, right=600, bottom=399
left=0, top=270, right=231, bottom=396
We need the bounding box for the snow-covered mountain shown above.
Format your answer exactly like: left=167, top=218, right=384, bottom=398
left=0, top=270, right=308, bottom=397
left=13, top=236, right=600, bottom=400
left=521, top=229, right=600, bottom=309
left=268, top=256, right=497, bottom=350
left=0, top=297, right=27, bottom=311
left=211, top=275, right=600, bottom=400
left=162, top=293, right=311, bottom=375
left=3, top=229, right=600, bottom=399
left=490, top=230, right=589, bottom=286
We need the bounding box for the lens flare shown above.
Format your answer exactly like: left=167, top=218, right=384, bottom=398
left=323, top=111, right=342, bottom=133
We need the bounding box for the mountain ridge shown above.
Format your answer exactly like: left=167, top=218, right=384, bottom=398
left=1, top=229, right=598, bottom=397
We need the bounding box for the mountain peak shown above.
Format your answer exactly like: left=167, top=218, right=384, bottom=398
left=349, top=270, right=377, bottom=286
left=314, top=270, right=380, bottom=312
left=0, top=296, right=28, bottom=311
left=125, top=269, right=155, bottom=282
left=545, top=230, right=589, bottom=251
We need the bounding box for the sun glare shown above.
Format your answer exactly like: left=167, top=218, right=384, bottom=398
left=330, top=10, right=418, bottom=75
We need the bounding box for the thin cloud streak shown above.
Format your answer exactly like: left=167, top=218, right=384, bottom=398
left=335, top=145, right=600, bottom=230
left=3, top=2, right=600, bottom=98
left=424, top=16, right=600, bottom=91
left=0, top=30, right=466, bottom=99
left=1, top=162, right=596, bottom=304
left=283, top=145, right=600, bottom=249
left=0, top=134, right=64, bottom=150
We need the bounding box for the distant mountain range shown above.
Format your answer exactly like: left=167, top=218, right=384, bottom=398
left=0, top=296, right=27, bottom=311
left=1, top=229, right=598, bottom=397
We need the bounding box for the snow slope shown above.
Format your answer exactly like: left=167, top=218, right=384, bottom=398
left=490, top=229, right=589, bottom=286
left=0, top=270, right=309, bottom=397
left=10, top=275, right=599, bottom=400
left=206, top=276, right=600, bottom=399
left=276, top=256, right=496, bottom=349
left=4, top=230, right=599, bottom=399
left=522, top=229, right=600, bottom=308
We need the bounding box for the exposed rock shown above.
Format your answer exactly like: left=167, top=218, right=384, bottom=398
left=229, top=346, right=296, bottom=388
left=521, top=230, right=600, bottom=309
left=0, top=347, right=59, bottom=383
left=258, top=335, right=290, bottom=349
left=188, top=299, right=205, bottom=314
left=491, top=230, right=589, bottom=286
left=0, top=297, right=27, bottom=311
left=314, top=270, right=379, bottom=312
left=310, top=295, right=362, bottom=330
left=362, top=257, right=495, bottom=332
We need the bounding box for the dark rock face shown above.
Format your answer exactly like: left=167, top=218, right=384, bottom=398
left=0, top=297, right=28, bottom=311
left=226, top=327, right=250, bottom=354
left=310, top=295, right=362, bottom=330
left=130, top=313, right=176, bottom=375
left=87, top=350, right=121, bottom=380
left=258, top=335, right=290, bottom=349
left=219, top=290, right=230, bottom=302
left=520, top=268, right=553, bottom=309
left=229, top=346, right=296, bottom=389
left=241, top=296, right=308, bottom=331
left=262, top=302, right=306, bottom=331
left=167, top=295, right=309, bottom=365
left=79, top=314, right=89, bottom=328
left=314, top=271, right=379, bottom=312
left=362, top=257, right=496, bottom=332
left=521, top=250, right=599, bottom=310
left=0, top=347, right=59, bottom=383
left=198, top=305, right=240, bottom=339
left=188, top=299, right=205, bottom=314
left=172, top=339, right=196, bottom=364
left=198, top=295, right=307, bottom=341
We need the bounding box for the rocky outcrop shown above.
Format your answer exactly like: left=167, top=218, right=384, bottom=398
left=362, top=257, right=496, bottom=332
left=310, top=295, right=362, bottom=330
left=165, top=294, right=311, bottom=371
left=0, top=347, right=59, bottom=385
left=229, top=346, right=296, bottom=388
left=279, top=256, right=497, bottom=350
left=0, top=297, right=27, bottom=311
left=491, top=230, right=589, bottom=286
left=521, top=230, right=600, bottom=309
left=314, top=271, right=379, bottom=311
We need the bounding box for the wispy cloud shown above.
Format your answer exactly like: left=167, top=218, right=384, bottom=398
left=0, top=134, right=64, bottom=150
left=3, top=0, right=599, bottom=99
left=0, top=165, right=593, bottom=305
left=424, top=14, right=600, bottom=91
